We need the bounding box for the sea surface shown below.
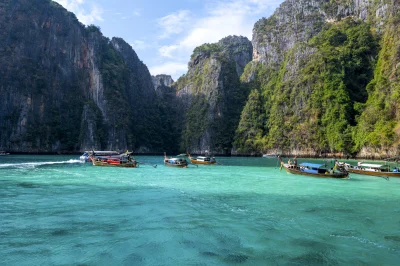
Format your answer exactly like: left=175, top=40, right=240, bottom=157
left=1, top=155, right=399, bottom=265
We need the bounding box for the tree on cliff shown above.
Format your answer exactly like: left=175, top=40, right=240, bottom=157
left=234, top=89, right=266, bottom=153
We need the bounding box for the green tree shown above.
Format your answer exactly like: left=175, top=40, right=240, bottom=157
left=234, top=89, right=265, bottom=152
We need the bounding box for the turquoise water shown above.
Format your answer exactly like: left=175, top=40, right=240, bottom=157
left=1, top=155, right=400, bottom=265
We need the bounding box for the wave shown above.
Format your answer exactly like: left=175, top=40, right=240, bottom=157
left=330, top=234, right=396, bottom=251
left=0, top=159, right=84, bottom=169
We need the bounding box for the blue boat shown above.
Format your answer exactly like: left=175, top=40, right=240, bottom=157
left=279, top=158, right=348, bottom=179
left=164, top=152, right=188, bottom=168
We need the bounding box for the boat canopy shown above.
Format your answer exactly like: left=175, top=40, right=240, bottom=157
left=360, top=163, right=384, bottom=168
left=300, top=163, right=323, bottom=169
left=170, top=158, right=185, bottom=161
left=86, top=151, right=119, bottom=155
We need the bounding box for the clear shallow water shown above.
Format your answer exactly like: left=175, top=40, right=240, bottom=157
left=1, top=155, right=400, bottom=265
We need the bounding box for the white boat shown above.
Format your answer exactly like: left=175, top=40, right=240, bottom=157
left=79, top=151, right=119, bottom=162
left=188, top=154, right=216, bottom=165
left=343, top=162, right=400, bottom=178
left=262, top=154, right=277, bottom=158
left=0, top=151, right=10, bottom=156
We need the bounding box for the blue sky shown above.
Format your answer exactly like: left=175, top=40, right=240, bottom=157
left=53, top=0, right=284, bottom=80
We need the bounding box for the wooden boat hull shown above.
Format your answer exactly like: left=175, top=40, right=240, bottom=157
left=283, top=165, right=348, bottom=179
left=91, top=158, right=138, bottom=168
left=189, top=159, right=215, bottom=165
left=164, top=162, right=188, bottom=168
left=347, top=168, right=400, bottom=177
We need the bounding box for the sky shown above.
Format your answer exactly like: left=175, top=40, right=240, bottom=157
left=53, top=0, right=284, bottom=80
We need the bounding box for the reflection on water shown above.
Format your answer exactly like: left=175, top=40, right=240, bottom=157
left=0, top=155, right=399, bottom=265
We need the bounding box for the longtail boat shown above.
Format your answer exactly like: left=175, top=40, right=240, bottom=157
left=188, top=153, right=216, bottom=165
left=279, top=157, right=348, bottom=179
left=80, top=150, right=119, bottom=162
left=342, top=162, right=400, bottom=178
left=164, top=152, right=188, bottom=168
left=90, top=151, right=138, bottom=168
left=0, top=151, right=10, bottom=156
left=262, top=153, right=277, bottom=158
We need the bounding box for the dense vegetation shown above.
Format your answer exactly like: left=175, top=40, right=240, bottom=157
left=98, top=36, right=178, bottom=152
left=2, top=0, right=399, bottom=157
left=354, top=9, right=400, bottom=153
left=234, top=89, right=266, bottom=153
left=175, top=36, right=252, bottom=154
left=235, top=18, right=379, bottom=156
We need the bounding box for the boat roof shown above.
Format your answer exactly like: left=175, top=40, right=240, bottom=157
left=197, top=156, right=208, bottom=159
left=85, top=151, right=119, bottom=154
left=360, top=163, right=384, bottom=168
left=96, top=153, right=132, bottom=158
left=300, top=163, right=323, bottom=168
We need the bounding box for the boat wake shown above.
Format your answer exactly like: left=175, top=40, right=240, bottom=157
left=0, top=159, right=84, bottom=169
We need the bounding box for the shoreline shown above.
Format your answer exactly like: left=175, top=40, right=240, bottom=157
left=1, top=152, right=396, bottom=161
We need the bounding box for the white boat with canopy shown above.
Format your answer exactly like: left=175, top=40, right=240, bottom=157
left=343, top=162, right=400, bottom=178
left=80, top=151, right=119, bottom=162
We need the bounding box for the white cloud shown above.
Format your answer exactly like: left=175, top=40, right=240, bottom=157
left=159, top=45, right=179, bottom=58
left=157, top=10, right=191, bottom=39
left=149, top=62, right=188, bottom=79
left=131, top=40, right=148, bottom=51
left=158, top=0, right=281, bottom=58
left=133, top=9, right=142, bottom=17
left=53, top=0, right=103, bottom=25
left=151, top=0, right=282, bottom=78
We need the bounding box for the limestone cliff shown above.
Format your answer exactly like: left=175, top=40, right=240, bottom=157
left=250, top=0, right=388, bottom=69
left=152, top=75, right=174, bottom=91
left=1, top=0, right=398, bottom=158
left=151, top=75, right=181, bottom=153
left=174, top=36, right=252, bottom=155
left=0, top=0, right=165, bottom=153
left=354, top=0, right=400, bottom=158
left=237, top=0, right=394, bottom=158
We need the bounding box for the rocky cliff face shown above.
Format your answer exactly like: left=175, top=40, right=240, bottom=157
left=109, top=37, right=168, bottom=153
left=151, top=75, right=181, bottom=154
left=236, top=0, right=394, bottom=158
left=0, top=0, right=165, bottom=153
left=1, top=0, right=397, bottom=158
left=0, top=0, right=90, bottom=152
left=152, top=75, right=174, bottom=90
left=250, top=0, right=388, bottom=68
left=174, top=36, right=252, bottom=154
left=354, top=0, right=400, bottom=158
